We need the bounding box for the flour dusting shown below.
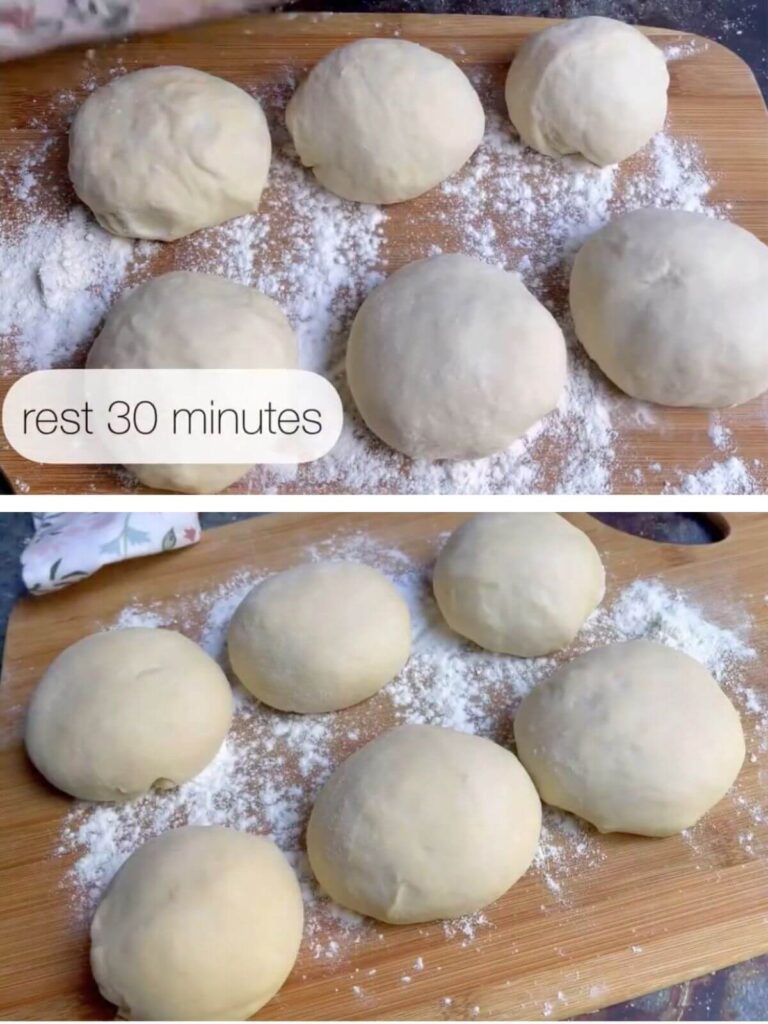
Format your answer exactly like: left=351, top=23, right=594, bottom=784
left=669, top=456, right=762, bottom=495
left=0, top=206, right=153, bottom=370
left=58, top=527, right=765, bottom=990
left=1, top=70, right=758, bottom=494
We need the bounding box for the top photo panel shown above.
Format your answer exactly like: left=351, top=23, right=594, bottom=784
left=0, top=6, right=766, bottom=496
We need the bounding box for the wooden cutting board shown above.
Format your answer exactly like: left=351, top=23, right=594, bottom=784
left=0, top=13, right=767, bottom=494
left=1, top=511, right=768, bottom=1021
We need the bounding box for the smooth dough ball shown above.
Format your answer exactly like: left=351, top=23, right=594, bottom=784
left=346, top=254, right=567, bottom=460
left=433, top=513, right=605, bottom=657
left=505, top=17, right=669, bottom=166
left=228, top=561, right=410, bottom=713
left=69, top=66, right=272, bottom=241
left=286, top=38, right=484, bottom=204
left=570, top=209, right=768, bottom=407
left=91, top=826, right=303, bottom=1020
left=514, top=640, right=746, bottom=836
left=25, top=628, right=233, bottom=802
left=307, top=724, right=541, bottom=923
left=88, top=270, right=298, bottom=494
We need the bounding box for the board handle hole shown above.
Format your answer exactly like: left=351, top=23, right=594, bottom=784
left=589, top=513, right=729, bottom=545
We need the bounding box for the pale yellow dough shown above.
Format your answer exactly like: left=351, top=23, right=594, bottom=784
left=69, top=66, right=272, bottom=241
left=25, top=628, right=233, bottom=801
left=286, top=38, right=484, bottom=204
left=307, top=724, right=541, bottom=923
left=228, top=561, right=411, bottom=713
left=90, top=826, right=303, bottom=1020
left=514, top=639, right=746, bottom=836
left=433, top=512, right=605, bottom=656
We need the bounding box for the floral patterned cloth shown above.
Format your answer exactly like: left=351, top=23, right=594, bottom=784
left=21, top=512, right=201, bottom=593
left=0, top=1, right=285, bottom=60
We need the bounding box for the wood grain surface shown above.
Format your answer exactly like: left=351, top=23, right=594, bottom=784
left=0, top=13, right=766, bottom=494
left=1, top=512, right=768, bottom=1020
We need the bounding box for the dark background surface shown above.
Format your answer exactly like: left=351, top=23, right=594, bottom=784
left=1, top=511, right=762, bottom=1020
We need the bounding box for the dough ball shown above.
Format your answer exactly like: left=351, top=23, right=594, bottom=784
left=570, top=208, right=768, bottom=407
left=286, top=38, right=484, bottom=204
left=505, top=17, right=668, bottom=166
left=69, top=66, right=271, bottom=241
left=126, top=463, right=252, bottom=495
left=88, top=270, right=298, bottom=494
left=346, top=253, right=566, bottom=460
left=514, top=639, right=745, bottom=836
left=88, top=271, right=296, bottom=371
left=25, top=628, right=233, bottom=802
left=434, top=513, right=605, bottom=657
left=228, top=561, right=410, bottom=713
left=91, top=826, right=303, bottom=1020
left=307, top=724, right=541, bottom=923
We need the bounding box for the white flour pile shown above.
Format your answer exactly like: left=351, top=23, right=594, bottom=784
left=0, top=206, right=153, bottom=370
left=57, top=528, right=767, bottom=986
left=0, top=50, right=761, bottom=494
left=671, top=456, right=762, bottom=495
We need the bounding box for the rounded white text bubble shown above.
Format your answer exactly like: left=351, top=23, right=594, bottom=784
left=3, top=369, right=343, bottom=464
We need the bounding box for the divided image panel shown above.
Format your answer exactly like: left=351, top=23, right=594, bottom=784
left=1, top=513, right=768, bottom=1020
left=0, top=15, right=766, bottom=493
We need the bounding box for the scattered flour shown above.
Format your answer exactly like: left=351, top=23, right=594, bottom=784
left=581, top=577, right=756, bottom=683
left=0, top=206, right=152, bottom=370
left=177, top=146, right=386, bottom=377
left=535, top=807, right=606, bottom=898
left=669, top=456, right=761, bottom=495
left=663, top=40, right=707, bottom=62
left=708, top=416, right=732, bottom=451
left=1, top=71, right=757, bottom=494
left=240, top=102, right=724, bottom=496
left=57, top=527, right=766, bottom=991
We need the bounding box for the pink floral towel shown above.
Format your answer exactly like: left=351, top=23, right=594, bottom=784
left=22, top=512, right=201, bottom=594
left=0, top=1, right=287, bottom=61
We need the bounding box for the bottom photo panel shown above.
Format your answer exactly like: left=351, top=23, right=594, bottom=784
left=1, top=511, right=766, bottom=1023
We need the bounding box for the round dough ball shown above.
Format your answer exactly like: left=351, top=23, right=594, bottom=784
left=505, top=17, right=668, bottom=166
left=286, top=38, right=484, bottom=204
left=514, top=639, right=746, bottom=836
left=69, top=66, right=272, bottom=241
left=91, top=826, right=303, bottom=1020
left=228, top=561, right=410, bottom=713
left=87, top=270, right=298, bottom=494
left=434, top=513, right=605, bottom=657
left=570, top=209, right=768, bottom=407
left=127, top=463, right=253, bottom=495
left=346, top=254, right=567, bottom=460
left=25, top=628, right=233, bottom=802
left=307, top=724, right=541, bottom=923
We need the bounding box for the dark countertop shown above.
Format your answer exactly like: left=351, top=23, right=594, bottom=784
left=0, top=511, right=762, bottom=1021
